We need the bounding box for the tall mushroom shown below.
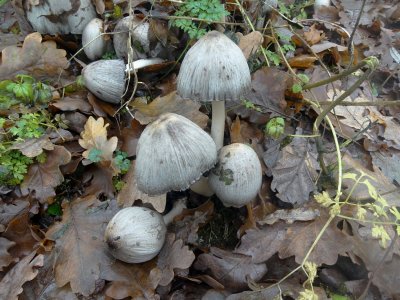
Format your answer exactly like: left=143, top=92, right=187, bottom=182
left=135, top=113, right=217, bottom=195
left=177, top=31, right=251, bottom=150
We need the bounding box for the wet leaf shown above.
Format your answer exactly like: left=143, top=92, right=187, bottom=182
left=45, top=196, right=119, bottom=296
left=194, top=247, right=267, bottom=292
left=20, top=145, right=71, bottom=203
left=0, top=32, right=68, bottom=80
left=157, top=233, right=195, bottom=286
left=0, top=251, right=44, bottom=300
left=117, top=161, right=166, bottom=212
left=271, top=131, right=319, bottom=206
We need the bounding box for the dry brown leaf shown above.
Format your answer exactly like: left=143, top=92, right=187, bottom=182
left=79, top=116, right=118, bottom=163
left=50, top=95, right=93, bottom=113
left=0, top=251, right=44, bottom=300
left=157, top=233, right=195, bottom=286
left=20, top=145, right=71, bottom=203
left=132, top=91, right=209, bottom=128
left=270, top=132, right=319, bottom=206
left=0, top=32, right=68, bottom=80
left=0, top=199, right=29, bottom=228
left=10, top=135, right=54, bottom=158
left=304, top=24, right=325, bottom=45
left=238, top=31, right=264, bottom=59
left=45, top=196, right=119, bottom=296
left=120, top=119, right=145, bottom=157
left=279, top=215, right=351, bottom=265
left=83, top=165, right=115, bottom=198
left=0, top=237, right=16, bottom=271
left=230, top=116, right=264, bottom=144
left=287, top=55, right=318, bottom=69
left=194, top=247, right=267, bottom=292
left=117, top=161, right=166, bottom=213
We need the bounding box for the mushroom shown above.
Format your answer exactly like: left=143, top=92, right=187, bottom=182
left=105, top=199, right=186, bottom=263
left=113, top=16, right=151, bottom=61
left=135, top=113, right=217, bottom=195
left=82, top=59, right=126, bottom=104
left=314, top=0, right=331, bottom=9
left=25, top=0, right=96, bottom=34
left=209, top=143, right=262, bottom=208
left=82, top=18, right=107, bottom=61
left=177, top=31, right=251, bottom=150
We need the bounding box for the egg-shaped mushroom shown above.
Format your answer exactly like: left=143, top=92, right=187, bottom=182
left=82, top=18, right=107, bottom=61
left=105, top=206, right=166, bottom=263
left=209, top=143, right=262, bottom=208
left=82, top=59, right=126, bottom=104
left=135, top=113, right=217, bottom=195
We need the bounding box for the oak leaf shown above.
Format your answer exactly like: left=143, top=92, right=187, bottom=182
left=79, top=116, right=118, bottom=163
left=0, top=32, right=68, bottom=80
left=0, top=237, right=16, bottom=271
left=0, top=251, right=44, bottom=300
left=20, top=145, right=71, bottom=203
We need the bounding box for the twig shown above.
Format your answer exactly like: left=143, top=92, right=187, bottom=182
left=347, top=0, right=367, bottom=67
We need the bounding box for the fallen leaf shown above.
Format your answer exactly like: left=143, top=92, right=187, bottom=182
left=0, top=237, right=16, bottom=271
left=117, top=161, right=166, bottom=213
left=279, top=215, right=351, bottom=265
left=119, top=119, right=145, bottom=157
left=271, top=130, right=319, bottom=206
left=0, top=32, right=68, bottom=80
left=238, top=31, right=264, bottom=59
left=79, top=116, right=118, bottom=163
left=132, top=91, right=209, bottom=128
left=45, top=196, right=119, bottom=296
left=235, top=222, right=288, bottom=264
left=50, top=95, right=93, bottom=113
left=0, top=199, right=29, bottom=228
left=194, top=247, right=267, bottom=292
left=157, top=233, right=195, bottom=286
left=105, top=261, right=162, bottom=300
left=258, top=207, right=320, bottom=225
left=83, top=165, right=115, bottom=198
left=287, top=55, right=318, bottom=69
left=304, top=24, right=325, bottom=45
left=230, top=116, right=264, bottom=144
left=10, top=135, right=54, bottom=157
left=0, top=251, right=44, bottom=300
left=20, top=145, right=71, bottom=203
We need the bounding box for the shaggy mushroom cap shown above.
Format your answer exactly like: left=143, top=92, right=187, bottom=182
left=135, top=113, right=217, bottom=195
left=209, top=143, right=262, bottom=208
left=177, top=31, right=251, bottom=102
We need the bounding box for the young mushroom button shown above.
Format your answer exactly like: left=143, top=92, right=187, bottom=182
left=135, top=113, right=217, bottom=195
left=177, top=31, right=251, bottom=150
left=209, top=143, right=262, bottom=208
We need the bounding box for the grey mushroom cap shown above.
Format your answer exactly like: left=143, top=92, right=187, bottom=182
left=209, top=143, right=262, bottom=208
left=177, top=31, right=251, bottom=102
left=82, top=59, right=126, bottom=104
left=135, top=113, right=217, bottom=195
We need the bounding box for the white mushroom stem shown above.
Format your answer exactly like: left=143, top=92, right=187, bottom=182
left=162, top=198, right=186, bottom=225
left=211, top=100, right=225, bottom=150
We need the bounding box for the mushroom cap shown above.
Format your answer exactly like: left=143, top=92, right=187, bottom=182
left=82, top=18, right=107, bottom=61
left=135, top=113, right=217, bottom=195
left=209, top=143, right=262, bottom=207
left=82, top=59, right=126, bottom=104
left=177, top=31, right=251, bottom=102
left=105, top=206, right=166, bottom=263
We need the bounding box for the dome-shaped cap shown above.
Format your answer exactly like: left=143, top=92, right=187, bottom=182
left=209, top=143, right=262, bottom=207
left=135, top=113, right=217, bottom=195
left=177, top=31, right=251, bottom=102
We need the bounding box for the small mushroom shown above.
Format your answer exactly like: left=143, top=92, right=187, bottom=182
left=82, top=59, right=126, bottom=104
left=104, top=200, right=186, bottom=264
left=135, top=113, right=217, bottom=195
left=177, top=31, right=251, bottom=150
left=209, top=143, right=262, bottom=208
left=25, top=0, right=96, bottom=34
left=314, top=0, right=331, bottom=9
left=82, top=18, right=107, bottom=61
left=113, top=16, right=151, bottom=61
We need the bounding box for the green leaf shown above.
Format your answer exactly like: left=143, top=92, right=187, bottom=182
left=88, top=148, right=102, bottom=163
left=292, top=83, right=302, bottom=93
left=47, top=201, right=62, bottom=216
